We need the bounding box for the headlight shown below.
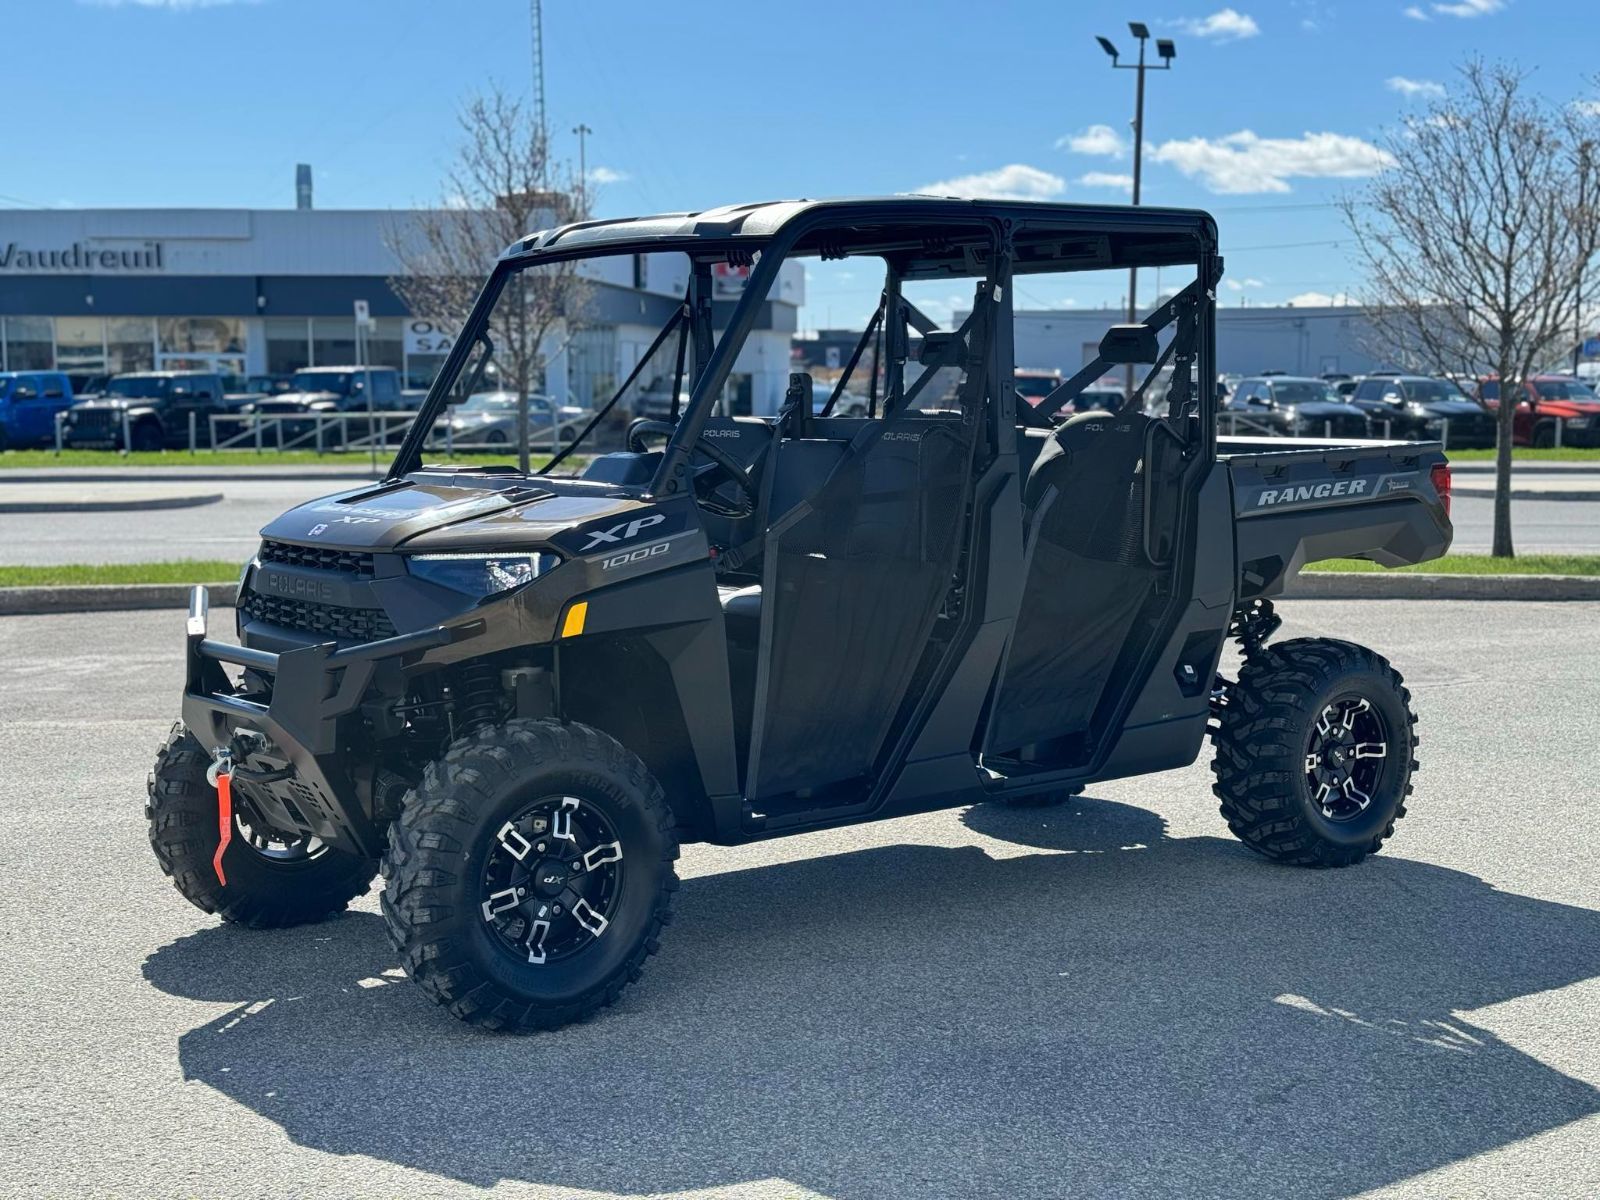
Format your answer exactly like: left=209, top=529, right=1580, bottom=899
left=405, top=551, right=561, bottom=596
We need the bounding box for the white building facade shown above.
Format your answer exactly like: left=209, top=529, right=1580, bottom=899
left=0, top=208, right=801, bottom=411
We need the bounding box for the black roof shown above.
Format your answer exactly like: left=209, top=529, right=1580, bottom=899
left=506, top=196, right=1219, bottom=275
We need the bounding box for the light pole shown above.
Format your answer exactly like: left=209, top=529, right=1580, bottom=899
left=572, top=122, right=592, bottom=216
left=1097, top=23, right=1175, bottom=392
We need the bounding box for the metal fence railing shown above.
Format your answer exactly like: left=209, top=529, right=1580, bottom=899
left=55, top=409, right=590, bottom=456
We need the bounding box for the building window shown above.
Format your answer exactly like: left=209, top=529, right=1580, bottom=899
left=106, top=317, right=156, bottom=374
left=266, top=317, right=310, bottom=374
left=55, top=317, right=107, bottom=373
left=3, top=317, right=54, bottom=370
left=311, top=317, right=356, bottom=367
left=368, top=317, right=405, bottom=371
left=159, top=317, right=246, bottom=357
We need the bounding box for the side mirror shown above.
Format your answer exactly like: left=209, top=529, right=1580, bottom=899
left=1098, top=324, right=1159, bottom=365
left=13, top=387, right=37, bottom=401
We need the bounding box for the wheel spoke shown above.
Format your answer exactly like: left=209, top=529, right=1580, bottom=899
left=571, top=898, right=609, bottom=938
left=1353, top=741, right=1387, bottom=760
left=1340, top=776, right=1371, bottom=812
left=1317, top=707, right=1337, bottom=738
left=495, top=820, right=535, bottom=861
left=1304, top=752, right=1320, bottom=773
left=526, top=919, right=552, bottom=965
left=481, top=887, right=523, bottom=921
left=551, top=796, right=580, bottom=842
left=1341, top=698, right=1370, bottom=732
left=581, top=840, right=623, bottom=873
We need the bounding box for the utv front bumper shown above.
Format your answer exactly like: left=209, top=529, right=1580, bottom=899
left=181, top=586, right=481, bottom=858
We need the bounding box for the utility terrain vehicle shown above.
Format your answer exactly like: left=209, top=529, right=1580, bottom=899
left=150, top=198, right=1453, bottom=1031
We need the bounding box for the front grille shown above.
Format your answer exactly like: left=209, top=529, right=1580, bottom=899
left=240, top=590, right=396, bottom=641
left=259, top=539, right=375, bottom=578
left=71, top=410, right=117, bottom=435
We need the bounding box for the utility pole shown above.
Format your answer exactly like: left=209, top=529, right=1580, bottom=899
left=573, top=122, right=592, bottom=216
left=529, top=0, right=548, bottom=162
left=1097, top=24, right=1175, bottom=394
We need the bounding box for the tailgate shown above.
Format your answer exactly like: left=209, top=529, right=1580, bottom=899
left=1222, top=439, right=1453, bottom=598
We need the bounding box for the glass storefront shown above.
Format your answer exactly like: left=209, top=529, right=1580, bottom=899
left=3, top=317, right=55, bottom=370
left=106, top=317, right=156, bottom=374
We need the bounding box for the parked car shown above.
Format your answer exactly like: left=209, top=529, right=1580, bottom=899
left=0, top=371, right=74, bottom=449
left=807, top=378, right=869, bottom=417
left=633, top=379, right=693, bottom=421
left=1014, top=368, right=1064, bottom=407
left=226, top=374, right=297, bottom=404
left=65, top=371, right=109, bottom=400
left=1348, top=374, right=1496, bottom=447
left=1476, top=375, right=1600, bottom=447
left=235, top=366, right=407, bottom=445
left=1222, top=376, right=1371, bottom=438
left=440, top=391, right=591, bottom=446
left=62, top=370, right=228, bottom=450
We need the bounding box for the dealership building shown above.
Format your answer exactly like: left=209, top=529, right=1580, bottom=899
left=0, top=207, right=802, bottom=410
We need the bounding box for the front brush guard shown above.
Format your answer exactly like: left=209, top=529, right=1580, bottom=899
left=181, top=586, right=482, bottom=858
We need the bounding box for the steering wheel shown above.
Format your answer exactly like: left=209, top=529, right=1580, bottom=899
left=626, top=419, right=760, bottom=517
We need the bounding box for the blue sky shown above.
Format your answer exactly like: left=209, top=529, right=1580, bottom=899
left=8, top=0, right=1594, bottom=329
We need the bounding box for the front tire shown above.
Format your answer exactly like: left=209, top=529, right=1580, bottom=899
left=146, top=722, right=377, bottom=927
left=1211, top=638, right=1417, bottom=868
left=381, top=719, right=679, bottom=1032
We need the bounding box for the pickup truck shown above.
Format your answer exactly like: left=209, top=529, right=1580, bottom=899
left=62, top=370, right=228, bottom=450
left=0, top=370, right=74, bottom=448
left=235, top=366, right=407, bottom=446
left=151, top=196, right=1450, bottom=1034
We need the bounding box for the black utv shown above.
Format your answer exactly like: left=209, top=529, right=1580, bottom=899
left=151, top=198, right=1453, bottom=1031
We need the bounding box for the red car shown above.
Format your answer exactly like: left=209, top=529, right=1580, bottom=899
left=1476, top=375, right=1600, bottom=447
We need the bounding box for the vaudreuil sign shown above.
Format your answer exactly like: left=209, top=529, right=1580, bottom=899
left=0, top=241, right=164, bottom=272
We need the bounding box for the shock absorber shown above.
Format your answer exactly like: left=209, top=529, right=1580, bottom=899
left=455, top=660, right=506, bottom=734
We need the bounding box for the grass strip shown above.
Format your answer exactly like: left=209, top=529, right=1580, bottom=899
left=1310, top=554, right=1600, bottom=576
left=0, top=561, right=239, bottom=588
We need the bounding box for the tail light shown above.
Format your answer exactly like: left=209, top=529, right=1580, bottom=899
left=1430, top=462, right=1452, bottom=518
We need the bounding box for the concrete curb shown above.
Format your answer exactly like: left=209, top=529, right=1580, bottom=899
left=0, top=582, right=238, bottom=616
left=3, top=573, right=1597, bottom=615
left=0, top=492, right=223, bottom=514
left=1452, top=487, right=1600, bottom=502
left=1285, top=572, right=1600, bottom=601
left=0, top=470, right=382, bottom=484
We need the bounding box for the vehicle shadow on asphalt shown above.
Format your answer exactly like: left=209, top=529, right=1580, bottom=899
left=143, top=796, right=1600, bottom=1199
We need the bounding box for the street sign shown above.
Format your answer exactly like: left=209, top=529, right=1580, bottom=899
left=1583, top=337, right=1600, bottom=358
left=353, top=299, right=372, bottom=327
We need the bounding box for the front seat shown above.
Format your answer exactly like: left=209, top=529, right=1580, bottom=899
left=720, top=584, right=762, bottom=645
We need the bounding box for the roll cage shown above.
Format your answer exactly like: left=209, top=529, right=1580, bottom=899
left=387, top=197, right=1221, bottom=484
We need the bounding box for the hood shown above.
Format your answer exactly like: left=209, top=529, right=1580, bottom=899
left=1351, top=397, right=1488, bottom=419
left=72, top=396, right=142, bottom=412
left=1288, top=400, right=1367, bottom=419
left=258, top=472, right=651, bottom=554
left=1534, top=398, right=1600, bottom=417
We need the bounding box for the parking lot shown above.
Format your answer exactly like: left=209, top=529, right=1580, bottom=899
left=2, top=600, right=1596, bottom=1199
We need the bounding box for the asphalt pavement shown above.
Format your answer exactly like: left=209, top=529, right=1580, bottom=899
left=1, top=602, right=1596, bottom=1199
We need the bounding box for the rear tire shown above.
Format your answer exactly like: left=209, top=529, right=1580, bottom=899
left=146, top=722, right=378, bottom=927
left=1210, top=638, right=1417, bottom=868
left=1532, top=421, right=1557, bottom=449
left=381, top=718, right=678, bottom=1032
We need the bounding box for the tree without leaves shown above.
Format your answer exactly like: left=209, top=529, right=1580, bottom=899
left=386, top=87, right=592, bottom=472
left=1342, top=60, right=1600, bottom=557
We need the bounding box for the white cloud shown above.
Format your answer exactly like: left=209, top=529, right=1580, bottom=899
left=80, top=0, right=259, bottom=8
left=1431, top=0, right=1504, bottom=16
left=1402, top=4, right=1429, bottom=18
left=1174, top=8, right=1261, bottom=41
left=1057, top=124, right=1126, bottom=158
left=1287, top=291, right=1356, bottom=306
left=586, top=166, right=629, bottom=184
left=1077, top=171, right=1134, bottom=192
left=917, top=164, right=1066, bottom=202
left=1150, top=129, right=1395, bottom=194
left=1387, top=76, right=1446, bottom=99
left=1573, top=100, right=1600, bottom=117
left=1224, top=277, right=1265, bottom=291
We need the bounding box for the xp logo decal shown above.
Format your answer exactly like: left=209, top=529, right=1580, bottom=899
left=602, top=539, right=675, bottom=571
left=581, top=513, right=666, bottom=551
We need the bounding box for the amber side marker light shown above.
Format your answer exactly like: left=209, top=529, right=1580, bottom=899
left=560, top=601, right=588, bottom=638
